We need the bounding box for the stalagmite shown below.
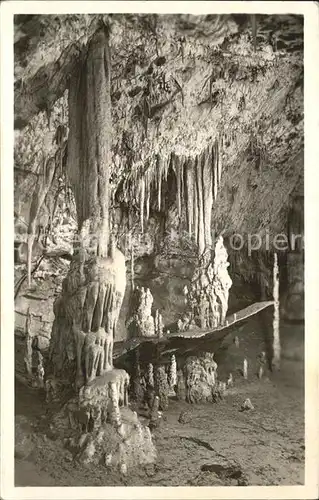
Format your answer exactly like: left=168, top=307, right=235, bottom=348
left=168, top=354, right=177, bottom=390
left=132, top=349, right=144, bottom=402
left=23, top=308, right=33, bottom=376
left=108, top=380, right=122, bottom=428
left=146, top=363, right=154, bottom=387
left=154, top=366, right=169, bottom=411
left=127, top=287, right=155, bottom=338
left=185, top=353, right=218, bottom=404
left=227, top=373, right=233, bottom=387
left=243, top=358, right=248, bottom=379
left=149, top=396, right=160, bottom=430
left=185, top=235, right=231, bottom=329
left=272, top=252, right=281, bottom=370
left=176, top=369, right=186, bottom=401
left=36, top=352, right=45, bottom=388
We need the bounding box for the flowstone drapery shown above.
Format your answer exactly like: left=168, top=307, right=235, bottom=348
left=45, top=25, right=156, bottom=472
left=181, top=235, right=232, bottom=330
left=48, top=242, right=127, bottom=390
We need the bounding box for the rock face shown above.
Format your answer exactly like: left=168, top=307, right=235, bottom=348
left=184, top=352, right=218, bottom=404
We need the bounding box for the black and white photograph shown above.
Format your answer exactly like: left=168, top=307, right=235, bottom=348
left=1, top=1, right=319, bottom=498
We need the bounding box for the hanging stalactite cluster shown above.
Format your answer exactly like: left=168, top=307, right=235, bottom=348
left=120, top=137, right=222, bottom=257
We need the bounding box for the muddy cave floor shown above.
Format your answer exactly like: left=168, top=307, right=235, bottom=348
left=15, top=317, right=304, bottom=487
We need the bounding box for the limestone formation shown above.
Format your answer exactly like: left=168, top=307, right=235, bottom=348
left=127, top=286, right=156, bottom=338
left=52, top=397, right=156, bottom=470
left=184, top=352, right=218, bottom=404
left=154, top=365, right=169, bottom=411
left=42, top=26, right=156, bottom=475
left=257, top=351, right=267, bottom=379
left=243, top=358, right=248, bottom=379
left=35, top=351, right=45, bottom=388
left=26, top=156, right=57, bottom=288
left=168, top=355, right=177, bottom=390
left=131, top=349, right=145, bottom=403
left=176, top=369, right=187, bottom=401
left=149, top=395, right=161, bottom=431
left=48, top=244, right=126, bottom=390
left=184, top=235, right=232, bottom=330
left=272, top=252, right=281, bottom=370
left=227, top=373, right=233, bottom=387
left=146, top=363, right=154, bottom=388
left=154, top=309, right=164, bottom=338
left=23, top=309, right=33, bottom=376
left=241, top=398, right=254, bottom=411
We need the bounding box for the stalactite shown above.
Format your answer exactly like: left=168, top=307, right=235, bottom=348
left=67, top=26, right=112, bottom=256
left=172, top=154, right=182, bottom=219
left=195, top=154, right=205, bottom=254
left=140, top=176, right=145, bottom=233
left=180, top=157, right=185, bottom=209
left=130, top=236, right=134, bottom=291
left=185, top=158, right=194, bottom=235
left=27, top=156, right=56, bottom=287
left=213, top=140, right=218, bottom=201
left=192, top=158, right=199, bottom=246
left=157, top=156, right=163, bottom=211
left=272, top=252, right=281, bottom=370
left=202, top=145, right=213, bottom=249
left=216, top=138, right=222, bottom=188
left=164, top=155, right=170, bottom=180
left=251, top=14, right=258, bottom=52
left=145, top=171, right=150, bottom=222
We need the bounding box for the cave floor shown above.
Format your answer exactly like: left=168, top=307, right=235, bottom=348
left=14, top=319, right=304, bottom=487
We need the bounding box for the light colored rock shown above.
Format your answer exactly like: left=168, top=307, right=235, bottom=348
left=184, top=352, right=218, bottom=404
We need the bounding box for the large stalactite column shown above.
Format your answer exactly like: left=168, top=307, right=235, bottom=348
left=47, top=25, right=127, bottom=394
